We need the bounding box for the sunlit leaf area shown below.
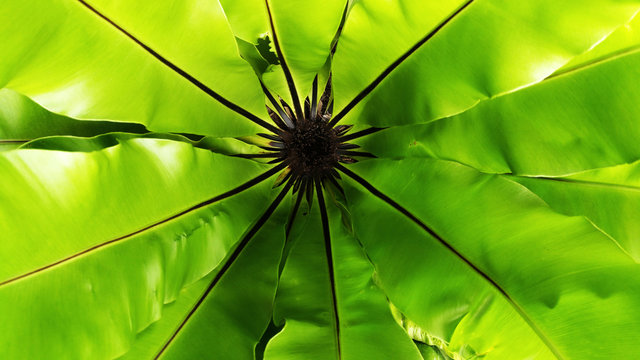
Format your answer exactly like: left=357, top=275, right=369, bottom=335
left=2, top=1, right=640, bottom=359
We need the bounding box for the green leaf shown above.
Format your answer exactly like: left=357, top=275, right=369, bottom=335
left=151, top=213, right=285, bottom=359
left=360, top=50, right=640, bottom=175
left=116, top=274, right=213, bottom=360
left=508, top=160, right=640, bottom=261
left=18, top=131, right=263, bottom=160
left=343, top=158, right=640, bottom=359
left=265, top=193, right=421, bottom=359
left=220, top=0, right=347, bottom=99
left=332, top=0, right=640, bottom=127
left=0, top=138, right=275, bottom=359
left=553, top=12, right=640, bottom=76
left=0, top=0, right=270, bottom=136
left=3, top=1, right=640, bottom=359
left=114, top=212, right=285, bottom=360
left=415, top=344, right=449, bottom=360
left=0, top=88, right=146, bottom=151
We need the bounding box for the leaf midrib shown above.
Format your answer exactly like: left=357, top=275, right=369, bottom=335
left=73, top=0, right=279, bottom=134
left=338, top=164, right=567, bottom=360
left=329, top=0, right=476, bottom=126
left=316, top=182, right=343, bottom=360
left=153, top=178, right=293, bottom=359
left=0, top=163, right=285, bottom=288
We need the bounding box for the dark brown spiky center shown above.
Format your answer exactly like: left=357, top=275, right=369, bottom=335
left=256, top=75, right=376, bottom=194
left=283, top=120, right=338, bottom=178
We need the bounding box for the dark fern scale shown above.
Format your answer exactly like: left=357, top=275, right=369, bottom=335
left=253, top=76, right=375, bottom=203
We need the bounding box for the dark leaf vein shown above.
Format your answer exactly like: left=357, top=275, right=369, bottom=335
left=76, top=0, right=279, bottom=134
left=316, top=181, right=342, bottom=360
left=329, top=0, right=475, bottom=126
left=0, top=163, right=286, bottom=288
left=153, top=177, right=294, bottom=359
left=336, top=164, right=566, bottom=360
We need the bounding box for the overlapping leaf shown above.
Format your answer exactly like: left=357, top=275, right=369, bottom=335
left=265, top=197, right=421, bottom=360
left=0, top=138, right=275, bottom=359
left=344, top=158, right=640, bottom=359
left=0, top=0, right=269, bottom=136
left=360, top=49, right=640, bottom=176
left=509, top=161, right=640, bottom=261
left=0, top=89, right=146, bottom=151
left=331, top=0, right=640, bottom=127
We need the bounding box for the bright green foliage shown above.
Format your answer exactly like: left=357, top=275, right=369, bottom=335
left=359, top=49, right=640, bottom=175
left=1, top=1, right=640, bottom=359
left=265, top=202, right=421, bottom=360
left=0, top=89, right=147, bottom=151
left=347, top=158, right=640, bottom=359
left=0, top=0, right=266, bottom=136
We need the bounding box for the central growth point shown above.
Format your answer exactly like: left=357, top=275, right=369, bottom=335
left=260, top=75, right=370, bottom=193
left=284, top=120, right=338, bottom=177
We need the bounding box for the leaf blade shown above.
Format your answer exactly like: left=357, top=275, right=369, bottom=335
left=0, top=139, right=276, bottom=359
left=333, top=0, right=640, bottom=127
left=344, top=158, right=640, bottom=359
left=1, top=0, right=267, bottom=136
left=265, top=189, right=422, bottom=360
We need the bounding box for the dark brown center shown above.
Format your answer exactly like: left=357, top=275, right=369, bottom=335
left=283, top=120, right=338, bottom=178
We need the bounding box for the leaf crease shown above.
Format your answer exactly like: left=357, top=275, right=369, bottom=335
left=153, top=177, right=294, bottom=359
